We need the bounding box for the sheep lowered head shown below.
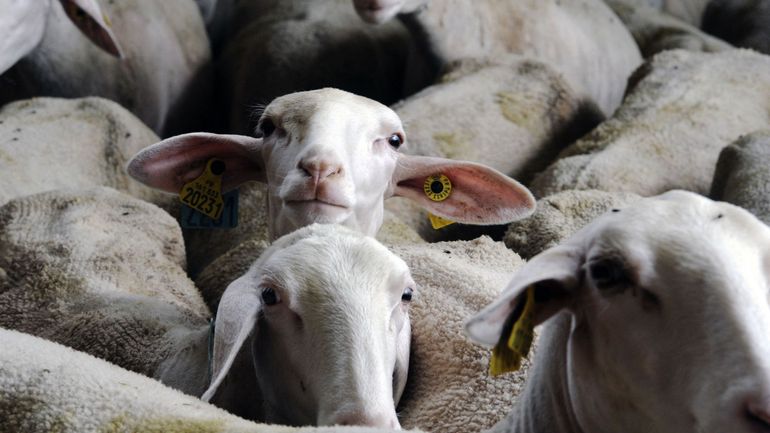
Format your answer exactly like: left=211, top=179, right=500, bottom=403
left=202, top=223, right=412, bottom=428
left=127, top=88, right=535, bottom=240
left=467, top=190, right=770, bottom=433
left=0, top=0, right=122, bottom=74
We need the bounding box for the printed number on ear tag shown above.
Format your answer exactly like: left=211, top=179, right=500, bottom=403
left=180, top=189, right=239, bottom=230
left=489, top=286, right=536, bottom=376
left=180, top=159, right=226, bottom=220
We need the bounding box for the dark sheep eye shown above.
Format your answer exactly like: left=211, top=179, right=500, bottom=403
left=388, top=133, right=403, bottom=149
left=258, top=118, right=276, bottom=138
left=261, top=287, right=279, bottom=305
left=402, top=287, right=414, bottom=302
left=588, top=257, right=632, bottom=292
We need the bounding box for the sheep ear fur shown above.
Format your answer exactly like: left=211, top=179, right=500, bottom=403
left=465, top=244, right=583, bottom=347
left=59, top=0, right=124, bottom=58
left=390, top=154, right=536, bottom=225
left=201, top=274, right=261, bottom=402
left=126, top=132, right=266, bottom=195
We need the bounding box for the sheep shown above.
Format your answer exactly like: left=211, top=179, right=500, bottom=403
left=0, top=97, right=172, bottom=208
left=466, top=190, right=770, bottom=433
left=218, top=0, right=427, bottom=134
left=604, top=0, right=731, bottom=57
left=192, top=215, right=533, bottom=432
left=128, top=88, right=536, bottom=273
left=0, top=328, right=417, bottom=433
left=0, top=0, right=212, bottom=136
left=0, top=186, right=420, bottom=428
left=351, top=0, right=642, bottom=116
left=711, top=130, right=770, bottom=226
left=530, top=49, right=770, bottom=198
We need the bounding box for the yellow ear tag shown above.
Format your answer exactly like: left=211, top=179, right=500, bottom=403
left=489, top=285, right=536, bottom=376
left=179, top=159, right=226, bottom=220
left=424, top=174, right=456, bottom=229
left=423, top=174, right=452, bottom=201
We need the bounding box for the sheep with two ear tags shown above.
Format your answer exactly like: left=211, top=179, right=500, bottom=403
left=127, top=88, right=536, bottom=272
left=467, top=190, right=770, bottom=433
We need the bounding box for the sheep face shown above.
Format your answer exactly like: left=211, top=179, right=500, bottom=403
left=0, top=0, right=122, bottom=74
left=204, top=224, right=411, bottom=428
left=127, top=88, right=535, bottom=240
left=467, top=190, right=770, bottom=433
left=257, top=88, right=403, bottom=238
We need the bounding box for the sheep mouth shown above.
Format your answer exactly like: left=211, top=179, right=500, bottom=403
left=286, top=199, right=349, bottom=210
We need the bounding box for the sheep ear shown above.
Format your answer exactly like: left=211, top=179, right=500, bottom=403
left=201, top=275, right=261, bottom=402
left=0, top=3, right=49, bottom=74
left=127, top=132, right=266, bottom=194
left=465, top=244, right=583, bottom=347
left=390, top=154, right=536, bottom=225
left=59, top=0, right=124, bottom=58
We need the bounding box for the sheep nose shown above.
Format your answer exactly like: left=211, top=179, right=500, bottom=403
left=298, top=158, right=342, bottom=182
left=746, top=398, right=770, bottom=429
left=332, top=411, right=401, bottom=429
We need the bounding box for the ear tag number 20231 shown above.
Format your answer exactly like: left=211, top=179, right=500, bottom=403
left=179, top=159, right=238, bottom=229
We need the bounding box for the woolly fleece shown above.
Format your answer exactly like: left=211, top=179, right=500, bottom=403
left=0, top=97, right=171, bottom=208
left=530, top=49, right=770, bottom=198
left=0, top=327, right=418, bottom=433
left=0, top=187, right=208, bottom=376
left=504, top=190, right=643, bottom=260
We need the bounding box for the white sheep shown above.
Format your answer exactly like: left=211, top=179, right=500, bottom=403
left=0, top=187, right=416, bottom=428
left=467, top=190, right=770, bottom=433
left=711, top=130, right=770, bottom=226
left=128, top=88, right=536, bottom=272
left=0, top=328, right=418, bottom=433
left=351, top=0, right=642, bottom=116
left=530, top=49, right=770, bottom=198
left=0, top=0, right=212, bottom=136
left=0, top=97, right=171, bottom=208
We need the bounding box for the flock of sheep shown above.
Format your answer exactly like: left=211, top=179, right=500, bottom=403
left=1, top=0, right=770, bottom=432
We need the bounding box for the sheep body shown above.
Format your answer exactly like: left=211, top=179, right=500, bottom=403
left=468, top=190, right=770, bottom=433
left=0, top=97, right=171, bottom=208
left=530, top=49, right=770, bottom=198
left=0, top=327, right=416, bottom=433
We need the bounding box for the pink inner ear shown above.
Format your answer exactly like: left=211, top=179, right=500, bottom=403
left=60, top=0, right=124, bottom=58
left=127, top=133, right=265, bottom=194
left=392, top=156, right=536, bottom=224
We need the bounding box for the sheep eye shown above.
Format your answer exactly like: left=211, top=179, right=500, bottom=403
left=588, top=257, right=632, bottom=292
left=388, top=133, right=403, bottom=149
left=402, top=287, right=414, bottom=302
left=258, top=118, right=276, bottom=138
left=261, top=287, right=280, bottom=305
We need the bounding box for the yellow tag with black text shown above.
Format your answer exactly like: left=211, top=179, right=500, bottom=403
left=423, top=174, right=452, bottom=202
left=180, top=159, right=226, bottom=220
left=489, top=286, right=535, bottom=376
left=428, top=213, right=455, bottom=229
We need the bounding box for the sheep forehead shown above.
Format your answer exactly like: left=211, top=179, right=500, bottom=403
left=256, top=225, right=410, bottom=308
left=584, top=191, right=770, bottom=297
left=264, top=88, right=402, bottom=142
